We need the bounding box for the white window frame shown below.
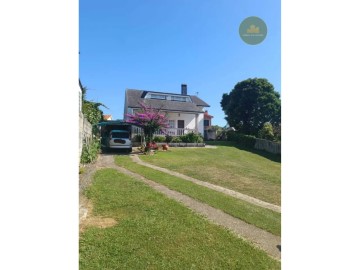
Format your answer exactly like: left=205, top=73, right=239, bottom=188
left=171, top=96, right=188, bottom=102
left=168, top=120, right=175, bottom=128
left=150, top=94, right=166, bottom=100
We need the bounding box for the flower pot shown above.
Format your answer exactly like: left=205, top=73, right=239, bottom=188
left=162, top=144, right=169, bottom=151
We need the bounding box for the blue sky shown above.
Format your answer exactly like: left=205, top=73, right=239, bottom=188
left=80, top=0, right=280, bottom=127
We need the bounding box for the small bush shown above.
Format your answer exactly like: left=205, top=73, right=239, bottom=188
left=153, top=136, right=166, bottom=142
left=79, top=166, right=85, bottom=174
left=273, top=124, right=281, bottom=142
left=226, top=130, right=238, bottom=141
left=81, top=138, right=100, bottom=164
left=226, top=131, right=256, bottom=149
left=258, top=122, right=275, bottom=141
left=165, top=135, right=173, bottom=143
left=171, top=136, right=182, bottom=143
left=237, top=134, right=256, bottom=148
left=180, top=132, right=204, bottom=143
left=132, top=134, right=142, bottom=142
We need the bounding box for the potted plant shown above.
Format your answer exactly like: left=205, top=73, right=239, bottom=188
left=162, top=144, right=169, bottom=151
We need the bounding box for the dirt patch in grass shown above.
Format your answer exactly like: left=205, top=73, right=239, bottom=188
left=80, top=196, right=117, bottom=233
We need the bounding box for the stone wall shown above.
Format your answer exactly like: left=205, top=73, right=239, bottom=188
left=79, top=112, right=93, bottom=160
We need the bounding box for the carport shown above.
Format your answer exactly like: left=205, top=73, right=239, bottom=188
left=97, top=120, right=144, bottom=148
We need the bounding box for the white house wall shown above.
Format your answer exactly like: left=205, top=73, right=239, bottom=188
left=166, top=112, right=204, bottom=136
left=197, top=112, right=204, bottom=136
left=126, top=109, right=205, bottom=136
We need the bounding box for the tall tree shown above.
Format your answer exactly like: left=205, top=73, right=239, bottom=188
left=221, top=78, right=281, bottom=136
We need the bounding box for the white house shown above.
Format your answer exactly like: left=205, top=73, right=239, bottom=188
left=124, top=84, right=211, bottom=137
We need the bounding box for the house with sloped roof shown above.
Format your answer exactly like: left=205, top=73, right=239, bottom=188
left=103, top=114, right=112, bottom=121
left=124, top=84, right=211, bottom=137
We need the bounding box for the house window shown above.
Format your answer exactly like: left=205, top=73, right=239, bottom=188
left=204, top=120, right=210, bottom=127
left=171, top=96, right=188, bottom=102
left=168, top=120, right=175, bottom=128
left=150, top=94, right=166, bottom=100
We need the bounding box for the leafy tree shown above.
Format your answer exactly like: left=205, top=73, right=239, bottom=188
left=273, top=123, right=281, bottom=142
left=221, top=78, right=281, bottom=136
left=82, top=101, right=104, bottom=125
left=211, top=125, right=224, bottom=133
left=81, top=86, right=106, bottom=124
left=258, top=122, right=275, bottom=141
left=81, top=86, right=108, bottom=135
left=125, top=102, right=169, bottom=143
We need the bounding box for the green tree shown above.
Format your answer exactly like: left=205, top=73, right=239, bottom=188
left=81, top=86, right=108, bottom=125
left=273, top=123, right=281, bottom=142
left=81, top=85, right=108, bottom=137
left=258, top=122, right=275, bottom=141
left=221, top=78, right=281, bottom=136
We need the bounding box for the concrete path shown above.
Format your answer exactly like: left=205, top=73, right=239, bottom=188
left=81, top=154, right=281, bottom=260
left=130, top=154, right=281, bottom=213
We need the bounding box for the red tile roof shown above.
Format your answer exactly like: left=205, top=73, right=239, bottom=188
left=204, top=111, right=213, bottom=119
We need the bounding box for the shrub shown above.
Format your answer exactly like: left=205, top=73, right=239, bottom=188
left=258, top=122, right=275, bottom=141
left=226, top=130, right=238, bottom=141
left=165, top=135, right=173, bottom=143
left=153, top=136, right=166, bottom=142
left=80, top=138, right=100, bottom=164
left=273, top=124, right=281, bottom=142
left=171, top=136, right=182, bottom=143
left=180, top=132, right=204, bottom=143
left=226, top=131, right=256, bottom=149
left=132, top=134, right=142, bottom=142
left=237, top=134, right=256, bottom=148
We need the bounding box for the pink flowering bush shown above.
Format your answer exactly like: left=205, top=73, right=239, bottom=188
left=125, top=102, right=169, bottom=143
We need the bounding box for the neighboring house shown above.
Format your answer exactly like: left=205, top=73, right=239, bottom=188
left=124, top=84, right=211, bottom=137
left=103, top=114, right=112, bottom=121
left=203, top=110, right=216, bottom=140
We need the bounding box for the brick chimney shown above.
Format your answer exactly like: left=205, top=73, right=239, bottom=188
left=181, top=84, right=187, bottom=95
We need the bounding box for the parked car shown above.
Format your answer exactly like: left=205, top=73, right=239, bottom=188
left=106, top=130, right=132, bottom=152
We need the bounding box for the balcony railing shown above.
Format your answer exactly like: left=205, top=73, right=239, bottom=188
left=131, top=126, right=197, bottom=137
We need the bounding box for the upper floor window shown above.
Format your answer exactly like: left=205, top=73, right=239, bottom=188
left=204, top=120, right=210, bottom=127
left=171, top=96, right=188, bottom=102
left=145, top=92, right=191, bottom=102
left=150, top=94, right=166, bottom=100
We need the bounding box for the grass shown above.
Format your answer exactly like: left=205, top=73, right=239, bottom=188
left=115, top=155, right=281, bottom=236
left=138, top=141, right=281, bottom=205
left=80, top=169, right=280, bottom=269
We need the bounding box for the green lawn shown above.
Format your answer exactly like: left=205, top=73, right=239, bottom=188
left=138, top=142, right=281, bottom=205
left=115, top=155, right=281, bottom=236
left=80, top=169, right=280, bottom=269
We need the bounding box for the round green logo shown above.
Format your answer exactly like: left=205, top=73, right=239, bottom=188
left=239, top=16, right=267, bottom=45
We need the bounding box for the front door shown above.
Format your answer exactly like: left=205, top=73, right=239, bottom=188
left=177, top=120, right=184, bottom=135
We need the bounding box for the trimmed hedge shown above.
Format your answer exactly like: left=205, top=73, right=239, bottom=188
left=226, top=130, right=256, bottom=148
left=153, top=136, right=166, bottom=142
left=160, top=133, right=204, bottom=143
left=179, top=132, right=204, bottom=143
